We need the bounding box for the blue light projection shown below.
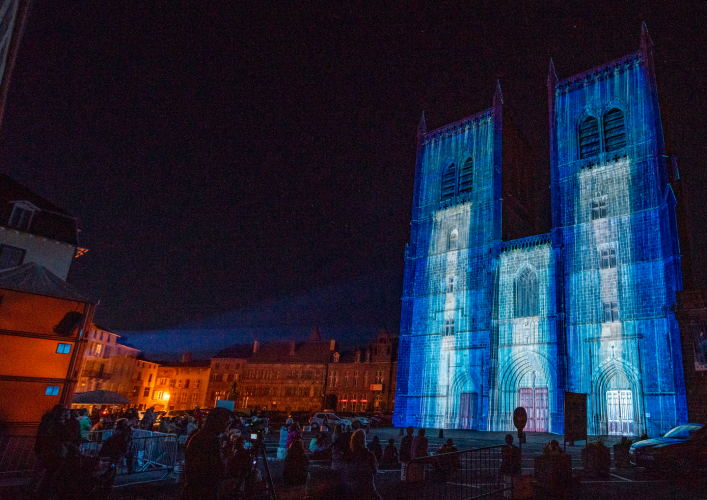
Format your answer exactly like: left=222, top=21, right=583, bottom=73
left=395, top=26, right=688, bottom=436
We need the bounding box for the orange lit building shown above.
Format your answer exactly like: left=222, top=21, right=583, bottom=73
left=0, top=263, right=96, bottom=434
left=147, top=355, right=210, bottom=411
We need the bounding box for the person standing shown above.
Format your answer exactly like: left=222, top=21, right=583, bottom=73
left=369, top=435, right=383, bottom=463
left=283, top=439, right=310, bottom=488
left=182, top=407, right=233, bottom=500
left=343, top=429, right=381, bottom=500
left=411, top=428, right=428, bottom=459
left=399, top=426, right=414, bottom=463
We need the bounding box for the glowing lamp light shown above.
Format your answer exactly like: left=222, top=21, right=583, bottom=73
left=163, top=392, right=170, bottom=401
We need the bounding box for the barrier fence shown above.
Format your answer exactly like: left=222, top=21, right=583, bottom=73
left=407, top=445, right=512, bottom=500
left=0, top=431, right=178, bottom=485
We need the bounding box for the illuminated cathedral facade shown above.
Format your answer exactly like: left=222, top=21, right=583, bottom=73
left=394, top=26, right=688, bottom=437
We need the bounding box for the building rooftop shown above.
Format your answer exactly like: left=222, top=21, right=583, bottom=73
left=0, top=262, right=96, bottom=302
left=0, top=174, right=79, bottom=246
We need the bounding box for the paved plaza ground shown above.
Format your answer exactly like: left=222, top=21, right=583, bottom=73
left=3, top=428, right=707, bottom=499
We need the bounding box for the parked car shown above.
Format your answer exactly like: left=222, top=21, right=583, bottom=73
left=337, top=412, right=370, bottom=429
left=630, top=423, right=707, bottom=471
left=370, top=411, right=394, bottom=427
left=309, top=412, right=352, bottom=431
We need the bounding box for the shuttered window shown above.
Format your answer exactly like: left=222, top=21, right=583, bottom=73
left=579, top=116, right=600, bottom=158
left=441, top=163, right=456, bottom=201
left=603, top=108, right=626, bottom=152
left=459, top=158, right=473, bottom=194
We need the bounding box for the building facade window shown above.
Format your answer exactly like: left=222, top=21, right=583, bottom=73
left=192, top=392, right=199, bottom=402
left=449, top=230, right=458, bottom=251
left=444, top=318, right=455, bottom=336
left=446, top=276, right=455, bottom=293
left=603, top=302, right=620, bottom=322
left=441, top=163, right=456, bottom=201
left=592, top=197, right=607, bottom=220
left=459, top=158, right=473, bottom=194
left=0, top=244, right=25, bottom=270
left=601, top=248, right=617, bottom=269
left=143, top=387, right=150, bottom=397
left=56, top=343, right=71, bottom=354
left=515, top=266, right=539, bottom=317
left=45, top=385, right=60, bottom=396
left=603, top=108, right=626, bottom=152
left=579, top=116, right=600, bottom=158
left=180, top=393, right=188, bottom=403
left=8, top=201, right=38, bottom=231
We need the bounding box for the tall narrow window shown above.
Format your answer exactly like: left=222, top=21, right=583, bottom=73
left=449, top=230, right=458, bottom=250
left=592, top=197, right=607, bottom=220
left=446, top=276, right=455, bottom=293
left=579, top=116, right=600, bottom=158
left=515, top=266, right=538, bottom=317
left=441, top=163, right=456, bottom=202
left=600, top=248, right=617, bottom=269
left=444, top=318, right=455, bottom=336
left=603, top=108, right=626, bottom=152
left=459, top=158, right=473, bottom=194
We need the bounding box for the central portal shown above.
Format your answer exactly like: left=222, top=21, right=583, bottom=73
left=607, top=390, right=634, bottom=436
left=519, top=387, right=548, bottom=432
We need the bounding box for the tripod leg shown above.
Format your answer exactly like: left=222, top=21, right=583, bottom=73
left=261, top=445, right=278, bottom=500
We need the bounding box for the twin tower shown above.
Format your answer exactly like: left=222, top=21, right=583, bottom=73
left=394, top=25, right=688, bottom=437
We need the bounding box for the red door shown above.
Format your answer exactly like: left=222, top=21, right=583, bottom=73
left=519, top=387, right=548, bottom=432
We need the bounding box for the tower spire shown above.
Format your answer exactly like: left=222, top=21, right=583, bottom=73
left=493, top=80, right=503, bottom=107
left=418, top=111, right=426, bottom=135
left=547, top=58, right=558, bottom=87
left=640, top=22, right=653, bottom=51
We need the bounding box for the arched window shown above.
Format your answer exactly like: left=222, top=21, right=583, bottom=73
left=514, top=266, right=538, bottom=317
left=449, top=229, right=458, bottom=250
left=603, top=108, right=626, bottom=152
left=441, top=163, right=456, bottom=202
left=579, top=116, right=600, bottom=158
left=459, top=158, right=473, bottom=194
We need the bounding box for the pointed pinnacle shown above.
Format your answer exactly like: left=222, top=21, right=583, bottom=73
left=548, top=58, right=558, bottom=85
left=494, top=80, right=503, bottom=106
left=641, top=22, right=653, bottom=49
left=418, top=111, right=426, bottom=134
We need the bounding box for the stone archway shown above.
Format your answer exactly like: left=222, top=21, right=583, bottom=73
left=593, top=360, right=642, bottom=436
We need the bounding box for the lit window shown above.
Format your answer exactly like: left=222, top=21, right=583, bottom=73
left=444, top=318, right=455, bottom=336
left=333, top=353, right=340, bottom=363
left=155, top=391, right=163, bottom=399
left=601, top=249, right=617, bottom=269
left=603, top=302, right=620, bottom=322
left=579, top=116, right=600, bottom=158
left=592, top=197, right=607, bottom=220
left=45, top=385, right=60, bottom=396
left=449, top=230, right=458, bottom=251
left=0, top=244, right=25, bottom=270
left=515, top=266, right=539, bottom=317
left=56, top=343, right=71, bottom=354
left=8, top=201, right=38, bottom=230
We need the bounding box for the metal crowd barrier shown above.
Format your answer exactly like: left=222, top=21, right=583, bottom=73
left=407, top=445, right=511, bottom=500
left=0, top=435, right=36, bottom=477
left=1, top=430, right=178, bottom=486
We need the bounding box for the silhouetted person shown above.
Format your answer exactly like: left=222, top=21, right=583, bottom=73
left=399, top=426, right=414, bottom=463
left=500, top=434, right=521, bottom=475
left=381, top=438, right=399, bottom=466
left=343, top=429, right=381, bottom=500
left=182, top=407, right=233, bottom=500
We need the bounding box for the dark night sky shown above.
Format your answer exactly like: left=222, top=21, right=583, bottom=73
left=0, top=1, right=705, bottom=345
